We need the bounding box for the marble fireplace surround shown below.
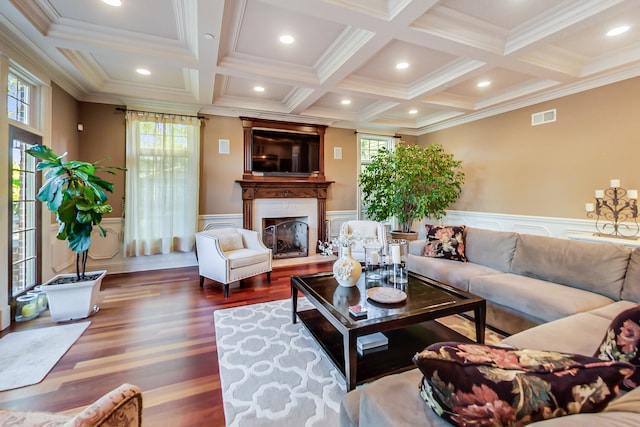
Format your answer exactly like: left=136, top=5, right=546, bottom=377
left=236, top=180, right=333, bottom=256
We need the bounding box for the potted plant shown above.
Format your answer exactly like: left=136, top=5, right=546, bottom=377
left=27, top=145, right=124, bottom=321
left=358, top=143, right=465, bottom=239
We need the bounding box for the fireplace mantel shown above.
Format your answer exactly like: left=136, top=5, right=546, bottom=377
left=236, top=179, right=333, bottom=243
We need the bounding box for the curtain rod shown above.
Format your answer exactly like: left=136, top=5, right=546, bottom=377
left=115, top=107, right=207, bottom=120
left=354, top=131, right=401, bottom=138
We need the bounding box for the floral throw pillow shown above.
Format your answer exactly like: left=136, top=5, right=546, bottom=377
left=413, top=341, right=633, bottom=427
left=424, top=225, right=466, bottom=262
left=594, top=305, right=640, bottom=390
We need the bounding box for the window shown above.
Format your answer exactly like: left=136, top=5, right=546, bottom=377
left=7, top=73, right=31, bottom=125
left=124, top=112, right=200, bottom=256
left=358, top=135, right=395, bottom=220
left=9, top=126, right=41, bottom=297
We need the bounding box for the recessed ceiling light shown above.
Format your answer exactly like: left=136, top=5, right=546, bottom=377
left=136, top=68, right=151, bottom=75
left=607, top=25, right=630, bottom=36
left=409, top=109, right=418, bottom=114
left=341, top=99, right=351, bottom=105
left=102, top=0, right=122, bottom=6
left=254, top=86, right=265, bottom=92
left=279, top=34, right=295, bottom=44
left=203, top=33, right=215, bottom=40
left=396, top=62, right=409, bottom=70
left=477, top=81, right=491, bottom=88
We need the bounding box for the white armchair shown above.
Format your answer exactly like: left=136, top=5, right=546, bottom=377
left=340, top=220, right=387, bottom=262
left=195, top=227, right=272, bottom=298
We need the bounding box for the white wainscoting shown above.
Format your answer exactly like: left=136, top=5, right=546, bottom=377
left=49, top=210, right=624, bottom=277
left=425, top=210, right=633, bottom=246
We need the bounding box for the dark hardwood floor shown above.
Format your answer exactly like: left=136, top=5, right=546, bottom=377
left=0, top=260, right=334, bottom=427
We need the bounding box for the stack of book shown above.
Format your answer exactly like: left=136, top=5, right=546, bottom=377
left=356, top=332, right=388, bottom=355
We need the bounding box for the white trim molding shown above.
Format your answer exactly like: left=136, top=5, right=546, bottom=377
left=422, top=210, right=638, bottom=248
left=54, top=210, right=633, bottom=277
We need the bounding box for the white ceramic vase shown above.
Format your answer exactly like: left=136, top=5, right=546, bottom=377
left=333, top=246, right=362, bottom=287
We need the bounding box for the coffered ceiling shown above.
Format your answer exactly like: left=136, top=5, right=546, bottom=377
left=1, top=0, right=640, bottom=134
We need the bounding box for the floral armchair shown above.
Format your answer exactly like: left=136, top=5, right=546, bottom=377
left=0, top=383, right=142, bottom=427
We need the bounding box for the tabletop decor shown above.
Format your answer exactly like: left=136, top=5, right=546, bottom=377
left=332, top=233, right=362, bottom=287
left=318, top=240, right=335, bottom=256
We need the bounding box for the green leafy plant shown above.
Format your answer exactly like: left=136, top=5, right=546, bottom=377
left=27, top=145, right=124, bottom=281
left=358, top=143, right=465, bottom=233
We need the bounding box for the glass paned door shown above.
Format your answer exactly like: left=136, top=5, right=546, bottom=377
left=9, top=126, right=41, bottom=297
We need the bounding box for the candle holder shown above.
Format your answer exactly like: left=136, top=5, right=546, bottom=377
left=364, top=243, right=383, bottom=280
left=585, top=179, right=639, bottom=240
left=387, top=239, right=409, bottom=286
left=15, top=294, right=39, bottom=322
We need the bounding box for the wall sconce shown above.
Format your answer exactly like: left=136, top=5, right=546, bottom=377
left=585, top=179, right=639, bottom=239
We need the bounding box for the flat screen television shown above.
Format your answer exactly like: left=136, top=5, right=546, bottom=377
left=251, top=129, right=320, bottom=176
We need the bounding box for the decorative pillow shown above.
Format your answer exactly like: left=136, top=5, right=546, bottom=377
left=218, top=233, right=244, bottom=252
left=594, top=305, right=640, bottom=390
left=413, top=341, right=633, bottom=427
left=424, top=225, right=466, bottom=262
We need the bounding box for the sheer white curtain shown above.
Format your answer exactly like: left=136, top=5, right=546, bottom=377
left=124, top=111, right=200, bottom=256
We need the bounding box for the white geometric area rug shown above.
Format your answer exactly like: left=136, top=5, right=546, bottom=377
left=214, top=298, right=345, bottom=427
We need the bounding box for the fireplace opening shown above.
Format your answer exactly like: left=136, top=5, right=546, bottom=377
left=262, top=217, right=309, bottom=259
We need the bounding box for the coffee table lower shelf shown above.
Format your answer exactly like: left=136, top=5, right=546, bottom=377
left=296, top=308, right=473, bottom=387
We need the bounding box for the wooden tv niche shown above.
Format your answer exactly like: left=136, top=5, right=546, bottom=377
left=236, top=118, right=333, bottom=243
left=239, top=117, right=327, bottom=181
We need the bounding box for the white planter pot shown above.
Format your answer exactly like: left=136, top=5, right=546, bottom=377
left=42, top=270, right=106, bottom=322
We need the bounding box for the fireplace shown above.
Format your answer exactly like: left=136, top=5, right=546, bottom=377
left=236, top=180, right=333, bottom=254
left=262, top=217, right=309, bottom=259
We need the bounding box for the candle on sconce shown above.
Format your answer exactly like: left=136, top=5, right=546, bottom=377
left=595, top=190, right=604, bottom=198
left=628, top=190, right=638, bottom=199
left=585, top=203, right=595, bottom=212
left=610, top=179, right=621, bottom=188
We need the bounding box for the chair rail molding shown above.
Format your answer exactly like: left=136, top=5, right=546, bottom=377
left=431, top=210, right=636, bottom=247
left=46, top=210, right=617, bottom=277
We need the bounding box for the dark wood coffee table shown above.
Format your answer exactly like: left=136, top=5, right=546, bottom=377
left=291, top=271, right=486, bottom=391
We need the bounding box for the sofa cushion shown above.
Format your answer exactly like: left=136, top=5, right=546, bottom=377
left=464, top=227, right=518, bottom=272
left=502, top=312, right=613, bottom=356
left=510, top=234, right=630, bottom=300
left=408, top=254, right=504, bottom=292
left=414, top=342, right=633, bottom=427
left=218, top=233, right=244, bottom=252
left=424, top=225, right=466, bottom=262
left=356, top=369, right=453, bottom=427
left=622, top=248, right=640, bottom=302
left=469, top=273, right=614, bottom=323
left=594, top=305, right=640, bottom=390
left=589, top=301, right=639, bottom=320
left=226, top=248, right=270, bottom=268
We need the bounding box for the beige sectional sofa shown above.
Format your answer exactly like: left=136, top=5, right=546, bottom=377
left=340, top=227, right=640, bottom=426
left=408, top=227, right=636, bottom=335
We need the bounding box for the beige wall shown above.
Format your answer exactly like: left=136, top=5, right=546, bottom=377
left=78, top=102, right=126, bottom=217
left=419, top=76, right=640, bottom=219
left=74, top=109, right=361, bottom=217
left=199, top=115, right=245, bottom=214
left=324, top=127, right=358, bottom=210
left=64, top=76, right=640, bottom=221
left=51, top=82, right=80, bottom=160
